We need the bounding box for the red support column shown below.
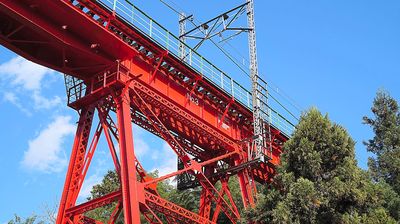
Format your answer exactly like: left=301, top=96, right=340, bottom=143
left=115, top=89, right=141, bottom=224
left=108, top=201, right=122, bottom=224
left=57, top=106, right=95, bottom=224
left=129, top=87, right=238, bottom=222
left=235, top=156, right=255, bottom=208
left=198, top=165, right=214, bottom=219
left=199, top=188, right=213, bottom=219
left=237, top=171, right=251, bottom=208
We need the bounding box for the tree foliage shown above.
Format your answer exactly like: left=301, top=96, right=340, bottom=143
left=85, top=170, right=205, bottom=222
left=21, top=91, right=400, bottom=223
left=363, top=90, right=400, bottom=194
left=85, top=170, right=123, bottom=223
left=363, top=90, right=400, bottom=220
left=8, top=215, right=44, bottom=224
left=84, top=169, right=244, bottom=223
left=243, top=108, right=397, bottom=223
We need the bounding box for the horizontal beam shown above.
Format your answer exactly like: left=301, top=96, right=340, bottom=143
left=144, top=191, right=214, bottom=224
left=65, top=191, right=121, bottom=217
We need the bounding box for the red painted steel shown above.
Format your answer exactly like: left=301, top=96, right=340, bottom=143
left=0, top=0, right=289, bottom=223
left=57, top=106, right=95, bottom=224
left=115, top=89, right=141, bottom=224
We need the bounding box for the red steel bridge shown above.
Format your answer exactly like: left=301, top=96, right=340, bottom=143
left=0, top=0, right=296, bottom=223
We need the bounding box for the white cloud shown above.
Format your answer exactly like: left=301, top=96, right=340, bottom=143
left=152, top=143, right=177, bottom=177
left=0, top=56, right=51, bottom=91
left=21, top=116, right=76, bottom=173
left=134, top=137, right=150, bottom=158
left=131, top=124, right=177, bottom=177
left=3, top=91, right=18, bottom=103
left=79, top=173, right=103, bottom=200
left=2, top=91, right=32, bottom=116
left=77, top=151, right=115, bottom=201
left=0, top=56, right=62, bottom=111
left=32, top=91, right=62, bottom=110
left=133, top=125, right=149, bottom=160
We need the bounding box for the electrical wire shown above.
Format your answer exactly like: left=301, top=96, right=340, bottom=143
left=158, top=0, right=302, bottom=119
left=159, top=0, right=184, bottom=15
left=160, top=0, right=301, bottom=118
left=159, top=0, right=181, bottom=15
left=223, top=41, right=304, bottom=113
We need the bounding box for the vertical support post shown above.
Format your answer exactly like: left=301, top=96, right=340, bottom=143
left=199, top=188, right=213, bottom=219
left=198, top=165, right=214, bottom=219
left=166, top=32, right=170, bottom=50
left=149, top=19, right=153, bottom=37
left=179, top=12, right=187, bottom=60
left=247, top=0, right=263, bottom=159
left=221, top=73, right=224, bottom=89
left=56, top=106, right=95, bottom=224
left=235, top=155, right=254, bottom=208
left=212, top=178, right=240, bottom=222
left=115, top=90, right=141, bottom=224
left=113, top=0, right=117, bottom=12
left=237, top=171, right=253, bottom=208
left=130, top=4, right=135, bottom=24
left=189, top=49, right=192, bottom=65
left=231, top=78, right=234, bottom=98
left=246, top=0, right=267, bottom=163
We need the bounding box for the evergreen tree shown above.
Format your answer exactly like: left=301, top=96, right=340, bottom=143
left=243, top=108, right=396, bottom=223
left=8, top=215, right=44, bottom=224
left=363, top=90, right=400, bottom=194
left=363, top=90, right=400, bottom=220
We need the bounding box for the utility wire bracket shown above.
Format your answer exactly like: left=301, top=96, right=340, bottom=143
left=179, top=2, right=250, bottom=50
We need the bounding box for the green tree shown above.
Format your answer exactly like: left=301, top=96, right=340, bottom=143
left=363, top=90, right=400, bottom=220
left=243, top=108, right=396, bottom=223
left=8, top=215, right=44, bottom=224
left=85, top=170, right=123, bottom=223
left=363, top=90, right=400, bottom=194
left=85, top=169, right=245, bottom=223
left=85, top=170, right=202, bottom=222
left=85, top=170, right=171, bottom=223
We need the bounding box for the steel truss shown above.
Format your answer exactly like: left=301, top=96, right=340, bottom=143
left=57, top=87, right=228, bottom=223
left=0, top=0, right=289, bottom=223
left=177, top=0, right=271, bottom=163
left=56, top=76, right=246, bottom=223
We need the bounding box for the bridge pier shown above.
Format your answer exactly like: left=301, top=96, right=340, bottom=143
left=0, top=0, right=292, bottom=222
left=115, top=89, right=141, bottom=224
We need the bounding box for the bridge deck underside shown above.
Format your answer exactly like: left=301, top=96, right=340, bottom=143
left=0, top=0, right=287, bottom=165
left=0, top=0, right=289, bottom=223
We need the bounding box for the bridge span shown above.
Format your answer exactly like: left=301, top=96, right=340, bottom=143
left=0, top=0, right=295, bottom=223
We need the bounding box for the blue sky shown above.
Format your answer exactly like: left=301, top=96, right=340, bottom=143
left=1, top=0, right=400, bottom=222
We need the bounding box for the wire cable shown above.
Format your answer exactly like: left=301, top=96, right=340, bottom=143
left=159, top=0, right=302, bottom=119
left=159, top=0, right=182, bottom=15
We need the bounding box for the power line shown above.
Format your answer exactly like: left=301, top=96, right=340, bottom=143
left=159, top=0, right=302, bottom=119
left=223, top=41, right=304, bottom=113
left=160, top=0, right=183, bottom=15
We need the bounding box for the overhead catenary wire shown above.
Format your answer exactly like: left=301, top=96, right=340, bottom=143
left=223, top=41, right=304, bottom=113
left=160, top=0, right=301, bottom=120
left=159, top=0, right=302, bottom=120
left=145, top=0, right=304, bottom=116
left=159, top=0, right=181, bottom=15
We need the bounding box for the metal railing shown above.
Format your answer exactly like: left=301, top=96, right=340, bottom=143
left=64, top=75, right=86, bottom=105
left=97, top=0, right=296, bottom=135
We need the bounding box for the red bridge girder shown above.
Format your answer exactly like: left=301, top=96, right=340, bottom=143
left=0, top=0, right=289, bottom=223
